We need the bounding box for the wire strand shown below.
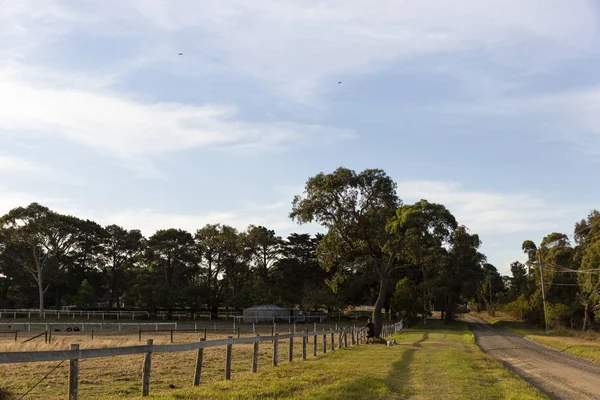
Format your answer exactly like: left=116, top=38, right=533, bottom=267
left=18, top=360, right=65, bottom=400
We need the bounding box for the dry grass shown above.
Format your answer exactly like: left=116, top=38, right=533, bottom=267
left=0, top=326, right=349, bottom=399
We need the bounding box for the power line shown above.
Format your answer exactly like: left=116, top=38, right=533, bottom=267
left=573, top=218, right=600, bottom=236
left=546, top=261, right=600, bottom=274
left=548, top=283, right=579, bottom=287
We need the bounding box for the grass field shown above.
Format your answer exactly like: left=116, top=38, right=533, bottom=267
left=154, top=320, right=547, bottom=400
left=471, top=312, right=600, bottom=363
left=0, top=321, right=361, bottom=399
left=0, top=320, right=548, bottom=399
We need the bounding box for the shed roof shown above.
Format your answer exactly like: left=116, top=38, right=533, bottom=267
left=244, top=304, right=286, bottom=311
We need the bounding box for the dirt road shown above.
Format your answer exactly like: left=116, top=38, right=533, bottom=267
left=465, top=315, right=600, bottom=400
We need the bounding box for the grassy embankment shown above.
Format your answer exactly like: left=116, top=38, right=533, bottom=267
left=471, top=312, right=600, bottom=363
left=157, top=320, right=547, bottom=400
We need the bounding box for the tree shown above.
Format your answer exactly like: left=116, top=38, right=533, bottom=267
left=75, top=279, right=96, bottom=309
left=386, top=200, right=457, bottom=323
left=0, top=203, right=82, bottom=314
left=290, top=167, right=400, bottom=336
left=246, top=225, right=282, bottom=280
left=575, top=210, right=600, bottom=329
left=509, top=261, right=528, bottom=298
left=440, top=226, right=484, bottom=323
left=270, top=233, right=323, bottom=308
left=478, top=263, right=504, bottom=316
left=102, top=225, right=145, bottom=310
left=195, top=224, right=243, bottom=315
left=146, top=229, right=199, bottom=312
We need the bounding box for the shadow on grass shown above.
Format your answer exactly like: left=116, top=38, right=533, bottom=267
left=414, top=332, right=429, bottom=347
left=313, top=346, right=416, bottom=399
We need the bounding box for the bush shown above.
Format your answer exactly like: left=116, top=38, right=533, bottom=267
left=547, top=303, right=570, bottom=328
left=503, top=295, right=530, bottom=320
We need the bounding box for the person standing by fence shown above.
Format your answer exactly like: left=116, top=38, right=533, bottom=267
left=363, top=319, right=375, bottom=344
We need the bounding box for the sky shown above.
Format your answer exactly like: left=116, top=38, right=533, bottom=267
left=1, top=0, right=599, bottom=275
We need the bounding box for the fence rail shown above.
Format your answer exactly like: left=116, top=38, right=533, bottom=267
left=0, top=322, right=177, bottom=332
left=0, top=320, right=403, bottom=399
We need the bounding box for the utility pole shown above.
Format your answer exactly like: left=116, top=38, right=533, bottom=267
left=538, top=250, right=549, bottom=333
left=488, top=271, right=493, bottom=312
left=488, top=270, right=496, bottom=317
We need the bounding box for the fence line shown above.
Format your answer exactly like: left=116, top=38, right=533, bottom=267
left=0, top=309, right=150, bottom=320
left=0, top=321, right=403, bottom=399
left=0, top=309, right=397, bottom=322
left=0, top=322, right=177, bottom=332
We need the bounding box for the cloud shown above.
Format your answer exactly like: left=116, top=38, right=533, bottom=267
left=397, top=180, right=587, bottom=235
left=0, top=69, right=353, bottom=159
left=4, top=1, right=598, bottom=102
left=104, top=0, right=600, bottom=100
left=436, top=85, right=600, bottom=157
left=0, top=189, right=56, bottom=215
left=0, top=154, right=83, bottom=185
left=65, top=203, right=324, bottom=238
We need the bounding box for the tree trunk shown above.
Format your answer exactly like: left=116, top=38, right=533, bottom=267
left=583, top=302, right=589, bottom=331
left=372, top=278, right=388, bottom=337
left=445, top=294, right=454, bottom=324
left=37, top=271, right=44, bottom=316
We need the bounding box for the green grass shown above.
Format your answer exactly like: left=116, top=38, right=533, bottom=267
left=472, top=312, right=600, bottom=364
left=154, top=320, right=547, bottom=400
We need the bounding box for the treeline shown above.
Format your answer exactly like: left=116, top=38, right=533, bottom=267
left=498, top=210, right=600, bottom=330
left=1, top=167, right=500, bottom=335
left=0, top=203, right=344, bottom=314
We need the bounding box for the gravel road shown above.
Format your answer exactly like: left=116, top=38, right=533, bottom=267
left=464, top=315, right=600, bottom=399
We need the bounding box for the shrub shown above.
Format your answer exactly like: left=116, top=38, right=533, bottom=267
left=503, top=295, right=530, bottom=320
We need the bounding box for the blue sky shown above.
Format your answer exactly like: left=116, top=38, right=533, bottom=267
left=1, top=0, right=599, bottom=274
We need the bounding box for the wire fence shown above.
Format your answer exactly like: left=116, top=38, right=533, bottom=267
left=0, top=321, right=403, bottom=399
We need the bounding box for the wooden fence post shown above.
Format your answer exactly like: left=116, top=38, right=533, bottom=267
left=331, top=333, right=335, bottom=351
left=289, top=335, right=293, bottom=362
left=351, top=328, right=355, bottom=345
left=139, top=330, right=142, bottom=342
left=69, top=344, right=79, bottom=400
left=225, top=336, right=233, bottom=381
left=344, top=331, right=348, bottom=348
left=302, top=330, right=307, bottom=360
left=252, top=335, right=259, bottom=373
left=170, top=329, right=173, bottom=343
left=323, top=332, right=327, bottom=354
left=14, top=331, right=17, bottom=342
left=45, top=330, right=48, bottom=344
left=338, top=332, right=342, bottom=349
left=203, top=328, right=207, bottom=340
left=193, top=338, right=205, bottom=386
left=273, top=334, right=279, bottom=366
left=313, top=333, right=317, bottom=357
left=142, top=339, right=153, bottom=397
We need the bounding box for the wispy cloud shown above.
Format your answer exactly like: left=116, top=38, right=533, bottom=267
left=397, top=180, right=588, bottom=235
left=0, top=69, right=353, bottom=160
left=4, top=1, right=598, bottom=102
left=0, top=154, right=83, bottom=185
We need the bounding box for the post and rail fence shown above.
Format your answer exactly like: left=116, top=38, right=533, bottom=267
left=0, top=321, right=403, bottom=399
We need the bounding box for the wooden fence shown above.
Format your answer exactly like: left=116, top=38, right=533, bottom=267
left=0, top=321, right=403, bottom=399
